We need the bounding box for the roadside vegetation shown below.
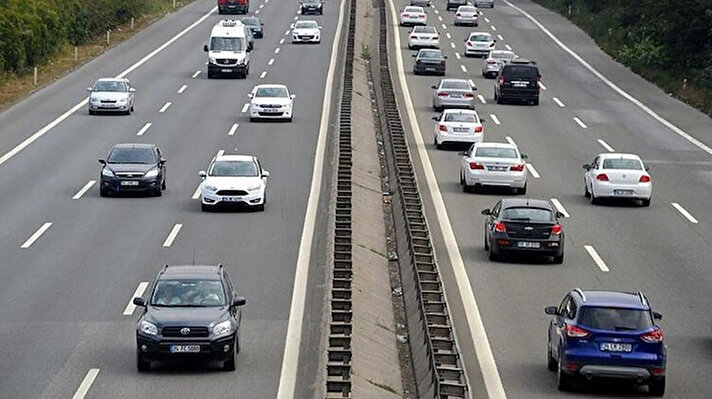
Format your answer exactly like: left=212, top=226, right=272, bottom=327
left=533, top=0, right=712, bottom=116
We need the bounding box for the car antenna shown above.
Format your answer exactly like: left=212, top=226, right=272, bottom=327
left=192, top=248, right=196, bottom=266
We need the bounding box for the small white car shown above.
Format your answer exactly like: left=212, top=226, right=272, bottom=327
left=87, top=78, right=135, bottom=115
left=432, top=109, right=484, bottom=149
left=400, top=6, right=427, bottom=26
left=291, top=20, right=321, bottom=43
left=464, top=32, right=495, bottom=57
left=199, top=154, right=270, bottom=211
left=454, top=5, right=479, bottom=26
left=459, top=142, right=527, bottom=193
left=482, top=49, right=517, bottom=78
left=249, top=84, right=295, bottom=122
left=583, top=153, right=652, bottom=206
left=408, top=26, right=439, bottom=49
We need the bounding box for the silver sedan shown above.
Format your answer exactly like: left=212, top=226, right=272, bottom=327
left=454, top=6, right=479, bottom=26
left=87, top=78, right=135, bottom=115
left=432, top=79, right=477, bottom=111
left=481, top=50, right=517, bottom=78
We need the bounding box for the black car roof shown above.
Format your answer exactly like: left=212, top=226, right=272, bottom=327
left=159, top=265, right=223, bottom=280
left=500, top=198, right=552, bottom=209
left=112, top=143, right=155, bottom=149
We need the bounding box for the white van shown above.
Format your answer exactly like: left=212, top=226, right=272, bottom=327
left=203, top=20, right=251, bottom=78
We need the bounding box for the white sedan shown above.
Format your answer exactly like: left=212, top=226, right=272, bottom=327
left=249, top=84, right=295, bottom=122
left=291, top=20, right=321, bottom=43
left=464, top=32, right=495, bottom=57
left=432, top=109, right=484, bottom=149
left=408, top=26, right=439, bottom=49
left=199, top=154, right=269, bottom=211
left=583, top=153, right=652, bottom=206
left=400, top=6, right=427, bottom=26
left=459, top=142, right=527, bottom=193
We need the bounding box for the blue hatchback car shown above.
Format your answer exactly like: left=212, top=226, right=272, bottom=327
left=545, top=289, right=666, bottom=396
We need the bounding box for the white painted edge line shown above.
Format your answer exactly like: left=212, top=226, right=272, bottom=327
left=552, top=97, right=565, bottom=107
left=505, top=44, right=512, bottom=50
left=491, top=25, right=497, bottom=31
left=268, top=58, right=275, bottom=66
left=227, top=123, right=239, bottom=136
left=158, top=102, right=172, bottom=113
left=446, top=32, right=451, bottom=39
left=497, top=34, right=504, bottom=41
left=539, top=81, right=547, bottom=90
left=275, top=47, right=281, bottom=54
left=597, top=138, right=615, bottom=152
left=192, top=70, right=201, bottom=78
left=260, top=71, right=267, bottom=79
left=177, top=84, right=188, bottom=94
left=484, top=17, right=490, bottom=22
left=276, top=0, right=346, bottom=396
left=489, top=113, right=500, bottom=125
left=279, top=38, right=286, bottom=44
left=162, top=224, right=183, bottom=248
left=503, top=0, right=712, bottom=156
left=477, top=94, right=486, bottom=104
left=671, top=202, right=699, bottom=224
left=550, top=198, right=569, bottom=217
left=387, top=0, right=503, bottom=396
left=525, top=163, right=540, bottom=178
left=122, top=282, right=149, bottom=316
left=584, top=245, right=609, bottom=272
left=460, top=65, right=467, bottom=73
left=573, top=116, right=587, bottom=129
left=72, top=368, right=100, bottom=399
left=192, top=185, right=202, bottom=200
left=450, top=42, right=456, bottom=49
left=72, top=180, right=96, bottom=200
left=455, top=52, right=461, bottom=60
left=136, top=122, right=152, bottom=136
left=241, top=103, right=250, bottom=113
left=505, top=136, right=517, bottom=146
left=21, top=222, right=53, bottom=248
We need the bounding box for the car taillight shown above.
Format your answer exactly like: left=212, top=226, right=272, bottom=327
left=596, top=173, right=609, bottom=181
left=469, top=162, right=484, bottom=169
left=466, top=41, right=473, bottom=46
left=639, top=175, right=651, bottom=183
left=509, top=164, right=525, bottom=172
left=463, top=93, right=474, bottom=98
left=438, top=92, right=449, bottom=97
left=438, top=124, right=448, bottom=132
left=410, top=35, right=417, bottom=39
left=641, top=329, right=663, bottom=343
left=403, top=13, right=409, bottom=17
left=551, top=224, right=562, bottom=235
left=474, top=126, right=483, bottom=133
left=498, top=74, right=504, bottom=85
left=494, top=221, right=506, bottom=232
left=456, top=12, right=461, bottom=16
left=418, top=14, right=425, bottom=18
left=565, top=325, right=590, bottom=338
left=487, top=60, right=497, bottom=64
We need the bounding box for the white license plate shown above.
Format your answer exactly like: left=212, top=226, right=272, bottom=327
left=513, top=82, right=529, bottom=87
left=262, top=109, right=280, bottom=113
left=221, top=69, right=233, bottom=73
left=453, top=127, right=469, bottom=132
left=100, top=105, right=117, bottom=108
left=488, top=166, right=507, bottom=171
left=517, top=241, right=540, bottom=248
left=170, top=345, right=201, bottom=353
left=222, top=196, right=243, bottom=202
left=600, top=343, right=632, bottom=352
left=613, top=190, right=634, bottom=196
left=120, top=181, right=139, bottom=186
left=450, top=94, right=462, bottom=98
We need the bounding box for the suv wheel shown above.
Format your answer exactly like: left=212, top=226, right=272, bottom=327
left=648, top=377, right=665, bottom=397
left=547, top=341, right=557, bottom=371
left=553, top=253, right=564, bottom=264
left=223, top=342, right=237, bottom=371
left=137, top=351, right=151, bottom=372
left=557, top=354, right=574, bottom=391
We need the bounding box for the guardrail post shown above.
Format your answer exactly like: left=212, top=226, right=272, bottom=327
left=33, top=67, right=38, bottom=85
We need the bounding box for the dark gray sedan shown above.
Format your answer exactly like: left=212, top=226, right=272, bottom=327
left=413, top=49, right=446, bottom=76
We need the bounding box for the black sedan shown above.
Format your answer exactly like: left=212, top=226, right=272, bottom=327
left=481, top=198, right=565, bottom=263
left=99, top=143, right=166, bottom=197
left=241, top=17, right=264, bottom=38
left=300, top=0, right=324, bottom=15
left=413, top=49, right=446, bottom=76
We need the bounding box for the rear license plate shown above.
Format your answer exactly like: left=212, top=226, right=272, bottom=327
left=120, top=181, right=139, bottom=186
left=513, top=82, right=529, bottom=87
left=450, top=93, right=462, bottom=98
left=453, top=127, right=469, bottom=132
left=488, top=166, right=507, bottom=171
left=222, top=196, right=242, bottom=202
left=170, top=345, right=201, bottom=353
left=517, top=241, right=540, bottom=248
left=600, top=343, right=632, bottom=352
left=221, top=69, right=233, bottom=73
left=425, top=67, right=436, bottom=71
left=613, top=189, right=634, bottom=196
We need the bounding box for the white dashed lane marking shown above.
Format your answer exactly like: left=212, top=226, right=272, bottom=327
left=671, top=202, right=699, bottom=224
left=573, top=117, right=588, bottom=129
left=455, top=52, right=461, bottom=59
left=162, top=224, right=183, bottom=248
left=484, top=17, right=490, bottom=22
left=192, top=185, right=202, bottom=200
left=275, top=48, right=280, bottom=54
left=72, top=180, right=96, bottom=200
left=279, top=38, right=285, bottom=44
left=446, top=32, right=451, bottom=39
left=477, top=94, right=486, bottom=104
left=158, top=102, right=172, bottom=113
left=136, top=122, right=152, bottom=136
left=228, top=123, right=239, bottom=136
left=241, top=103, right=250, bottom=113
left=491, top=25, right=496, bottom=31
left=550, top=198, right=569, bottom=217
left=72, top=369, right=100, bottom=399
left=489, top=113, right=500, bottom=125
left=597, top=139, right=615, bottom=152
left=497, top=34, right=503, bottom=41
left=539, top=81, right=547, bottom=90
left=177, top=84, right=187, bottom=94
left=123, top=282, right=149, bottom=316
left=268, top=58, right=275, bottom=65
left=505, top=44, right=512, bottom=50
left=552, top=97, right=565, bottom=107
left=460, top=65, right=467, bottom=73
left=525, top=163, right=540, bottom=178
left=192, top=70, right=201, bottom=78
left=584, top=245, right=610, bottom=272
left=260, top=71, right=267, bottom=79
left=450, top=42, right=456, bottom=49
left=21, top=222, right=52, bottom=248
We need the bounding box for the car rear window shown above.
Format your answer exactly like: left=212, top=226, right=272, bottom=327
left=475, top=147, right=518, bottom=158
left=404, top=6, right=422, bottom=12
left=503, top=65, right=538, bottom=79
left=459, top=6, right=476, bottom=12
left=413, top=26, right=436, bottom=34
left=578, top=307, right=653, bottom=331
left=444, top=113, right=476, bottom=122
left=469, top=34, right=491, bottom=42
left=502, top=207, right=552, bottom=222
left=441, top=81, right=470, bottom=90
left=419, top=50, right=443, bottom=59
left=491, top=51, right=516, bottom=60
left=602, top=158, right=643, bottom=170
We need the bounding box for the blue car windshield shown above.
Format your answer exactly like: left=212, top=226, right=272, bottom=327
left=578, top=307, right=653, bottom=331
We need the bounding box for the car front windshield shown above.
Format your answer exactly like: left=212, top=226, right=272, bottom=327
left=475, top=147, right=518, bottom=158
left=209, top=160, right=259, bottom=177
left=304, top=0, right=320, bottom=3
left=210, top=37, right=245, bottom=51
left=295, top=21, right=318, bottom=29
left=602, top=158, right=643, bottom=170
left=502, top=207, right=552, bottom=222
left=470, top=34, right=491, bottom=42
left=444, top=113, right=476, bottom=123
left=94, top=81, right=127, bottom=92
left=255, top=87, right=289, bottom=97
left=578, top=307, right=653, bottom=331
left=441, top=81, right=470, bottom=90
left=107, top=148, right=155, bottom=164
left=151, top=280, right=227, bottom=307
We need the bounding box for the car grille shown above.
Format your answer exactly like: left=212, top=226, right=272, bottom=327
left=298, top=35, right=314, bottom=40
left=259, top=111, right=284, bottom=116
left=100, top=100, right=117, bottom=104
left=162, top=326, right=210, bottom=337
left=216, top=189, right=249, bottom=196
left=115, top=172, right=144, bottom=178
left=216, top=59, right=237, bottom=65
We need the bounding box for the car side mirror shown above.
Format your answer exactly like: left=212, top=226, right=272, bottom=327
left=582, top=164, right=590, bottom=171
left=262, top=170, right=270, bottom=177
left=431, top=115, right=439, bottom=121
left=133, top=297, right=146, bottom=307
left=247, top=93, right=254, bottom=98
left=480, top=209, right=491, bottom=215
left=431, top=85, right=437, bottom=89
left=86, top=87, right=93, bottom=92
left=203, top=44, right=209, bottom=52
left=493, top=39, right=497, bottom=42
left=199, top=170, right=207, bottom=178
left=319, top=26, right=323, bottom=30
left=544, top=306, right=558, bottom=315
left=246, top=47, right=251, bottom=53
left=290, top=23, right=295, bottom=29
left=290, top=94, right=296, bottom=99
left=129, top=88, right=136, bottom=93
left=458, top=151, right=466, bottom=156
left=653, top=311, right=662, bottom=320
left=472, top=86, right=478, bottom=91
left=444, top=55, right=448, bottom=59
left=160, top=157, right=167, bottom=164
left=412, top=54, right=417, bottom=57
left=555, top=211, right=565, bottom=218
left=645, top=165, right=650, bottom=171
left=232, top=296, right=247, bottom=307
left=521, top=154, right=528, bottom=159
left=480, top=118, right=486, bottom=123
left=99, top=159, right=106, bottom=165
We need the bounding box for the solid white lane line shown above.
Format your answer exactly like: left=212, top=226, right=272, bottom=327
left=21, top=222, right=52, bottom=248
left=275, top=48, right=280, bottom=54
left=192, top=70, right=201, bottom=78
left=192, top=185, right=202, bottom=200
left=268, top=58, right=275, bottom=65
left=455, top=52, right=461, bottom=60
left=525, top=163, right=540, bottom=178
left=217, top=150, right=225, bottom=157
left=573, top=117, right=588, bottom=129
left=484, top=17, right=490, bottom=22
left=504, top=0, right=712, bottom=156
left=505, top=44, right=512, bottom=50
left=277, top=0, right=346, bottom=395
left=491, top=25, right=496, bottom=31
left=72, top=180, right=96, bottom=200
left=260, top=71, right=267, bottom=79
left=552, top=97, right=565, bottom=107
left=671, top=202, right=699, bottom=224
left=241, top=103, right=250, bottom=113
left=450, top=42, right=456, bottom=49
left=72, top=369, right=100, bottom=399
left=136, top=122, right=152, bottom=136
left=446, top=32, right=451, bottom=39
left=460, top=65, right=467, bottom=73
left=177, top=84, right=187, bottom=94
left=279, top=38, right=285, bottom=44
left=489, top=113, right=500, bottom=125
left=387, top=0, right=505, bottom=396
left=550, top=198, right=569, bottom=217
left=123, top=282, right=149, bottom=316
left=584, top=245, right=609, bottom=272
left=227, top=123, right=239, bottom=136
left=477, top=94, right=486, bottom=104
left=597, top=139, right=615, bottom=152
left=158, top=102, right=172, bottom=113
left=497, top=34, right=504, bottom=41
left=162, top=224, right=183, bottom=248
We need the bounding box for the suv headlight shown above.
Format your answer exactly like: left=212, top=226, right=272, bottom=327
left=102, top=168, right=114, bottom=177
left=140, top=320, right=158, bottom=336
left=144, top=168, right=159, bottom=178
left=213, top=320, right=234, bottom=337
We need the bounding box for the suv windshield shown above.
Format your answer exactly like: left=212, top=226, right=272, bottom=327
left=107, top=148, right=155, bottom=164
left=602, top=158, right=643, bottom=170
left=502, top=207, right=552, bottom=221
left=444, top=113, right=476, bottom=123
left=94, top=81, right=127, bottom=92
left=210, top=160, right=259, bottom=177
left=578, top=307, right=653, bottom=331
left=151, top=280, right=226, bottom=307
left=503, top=65, right=538, bottom=79
left=475, top=147, right=518, bottom=158
left=210, top=37, right=245, bottom=51
left=255, top=87, right=288, bottom=97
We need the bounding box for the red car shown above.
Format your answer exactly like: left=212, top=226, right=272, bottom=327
left=218, top=0, right=249, bottom=14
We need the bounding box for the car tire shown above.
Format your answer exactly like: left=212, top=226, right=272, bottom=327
left=648, top=377, right=665, bottom=397
left=516, top=184, right=527, bottom=195
left=153, top=188, right=162, bottom=197
left=99, top=187, right=110, bottom=197
left=207, top=70, right=214, bottom=79
left=201, top=203, right=211, bottom=212
left=557, top=354, right=574, bottom=391
left=250, top=117, right=257, bottom=122
left=641, top=198, right=651, bottom=207
left=584, top=182, right=590, bottom=198
left=533, top=98, right=540, bottom=106
left=434, top=136, right=442, bottom=150
left=553, top=253, right=564, bottom=264
left=590, top=189, right=599, bottom=205
left=547, top=341, right=557, bottom=371
left=488, top=245, right=499, bottom=261
left=223, top=343, right=236, bottom=371
left=161, top=178, right=166, bottom=191
left=484, top=231, right=489, bottom=251
left=137, top=351, right=151, bottom=372
left=89, top=109, right=95, bottom=115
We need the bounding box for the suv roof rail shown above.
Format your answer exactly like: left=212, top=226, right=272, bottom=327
left=573, top=288, right=586, bottom=302
left=637, top=291, right=648, bottom=307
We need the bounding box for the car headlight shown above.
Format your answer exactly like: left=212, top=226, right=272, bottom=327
left=213, top=320, right=234, bottom=337
left=117, top=98, right=127, bottom=104
left=90, top=97, right=100, bottom=104
left=144, top=168, right=159, bottom=178
left=246, top=184, right=261, bottom=192
left=140, top=320, right=158, bottom=336
left=209, top=56, right=217, bottom=64
left=203, top=184, right=218, bottom=192
left=102, top=168, right=114, bottom=177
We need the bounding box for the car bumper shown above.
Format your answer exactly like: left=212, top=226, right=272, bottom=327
left=409, top=39, right=439, bottom=48
left=562, top=350, right=665, bottom=380
left=498, top=88, right=539, bottom=100
left=454, top=17, right=478, bottom=25
left=400, top=17, right=427, bottom=25
left=101, top=177, right=160, bottom=193
left=433, top=97, right=475, bottom=109
left=89, top=103, right=130, bottom=112
left=249, top=106, right=292, bottom=119
left=465, top=47, right=492, bottom=56
left=292, top=36, right=321, bottom=43
left=490, top=234, right=563, bottom=255
left=593, top=182, right=652, bottom=200
left=202, top=190, right=265, bottom=207
left=208, top=63, right=248, bottom=76
left=436, top=132, right=483, bottom=145
left=464, top=169, right=527, bottom=188
left=301, top=6, right=322, bottom=13
left=414, top=64, right=445, bottom=74
left=136, top=333, right=236, bottom=362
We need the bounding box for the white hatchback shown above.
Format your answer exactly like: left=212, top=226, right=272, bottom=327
left=432, top=109, right=484, bottom=149
left=291, top=20, right=321, bottom=43
left=459, top=142, right=527, bottom=193
left=249, top=84, right=295, bottom=122
left=464, top=32, right=495, bottom=57
left=199, top=154, right=270, bottom=211
left=583, top=153, right=652, bottom=206
left=400, top=6, right=427, bottom=26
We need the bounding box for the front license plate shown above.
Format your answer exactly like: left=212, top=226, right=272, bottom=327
left=221, top=68, right=233, bottom=73
left=613, top=189, right=634, bottom=196
left=222, top=196, right=242, bottom=202
left=517, top=241, right=541, bottom=248
left=170, top=345, right=201, bottom=353
left=262, top=109, right=280, bottom=113
left=600, top=343, right=632, bottom=352
left=120, top=181, right=139, bottom=186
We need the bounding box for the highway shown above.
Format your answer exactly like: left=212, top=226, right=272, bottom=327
left=387, top=0, right=712, bottom=397
left=0, top=0, right=343, bottom=397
